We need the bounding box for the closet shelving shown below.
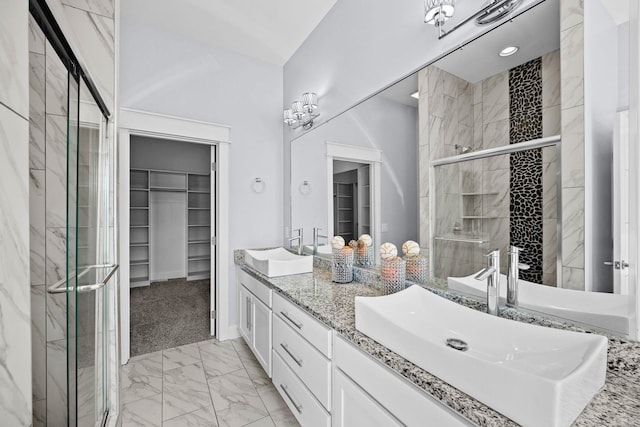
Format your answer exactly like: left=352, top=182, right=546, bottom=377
left=130, top=169, right=151, bottom=286
left=129, top=169, right=212, bottom=286
left=187, top=173, right=211, bottom=280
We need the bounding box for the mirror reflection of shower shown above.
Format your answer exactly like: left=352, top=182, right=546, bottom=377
left=454, top=144, right=473, bottom=154
left=332, top=160, right=371, bottom=243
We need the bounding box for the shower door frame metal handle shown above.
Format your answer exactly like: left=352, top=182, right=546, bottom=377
left=47, top=263, right=119, bottom=294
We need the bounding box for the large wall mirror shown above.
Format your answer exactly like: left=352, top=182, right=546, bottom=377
left=289, top=0, right=637, bottom=339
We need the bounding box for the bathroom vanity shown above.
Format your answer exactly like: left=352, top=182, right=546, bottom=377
left=235, top=250, right=640, bottom=427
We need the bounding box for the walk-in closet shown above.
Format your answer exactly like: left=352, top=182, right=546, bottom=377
left=128, top=136, right=214, bottom=356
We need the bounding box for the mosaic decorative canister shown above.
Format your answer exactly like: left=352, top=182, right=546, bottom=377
left=381, top=257, right=406, bottom=294
left=405, top=256, right=428, bottom=283
left=354, top=245, right=374, bottom=267
left=332, top=247, right=354, bottom=283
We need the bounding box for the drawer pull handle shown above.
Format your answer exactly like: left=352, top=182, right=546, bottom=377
left=280, top=343, right=303, bottom=367
left=280, top=384, right=303, bottom=414
left=280, top=311, right=303, bottom=329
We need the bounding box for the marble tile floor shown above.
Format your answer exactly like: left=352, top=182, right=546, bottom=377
left=121, top=337, right=300, bottom=427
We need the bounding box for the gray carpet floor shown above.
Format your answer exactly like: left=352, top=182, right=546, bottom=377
left=130, top=278, right=211, bottom=357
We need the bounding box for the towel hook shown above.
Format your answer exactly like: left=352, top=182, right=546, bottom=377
left=252, top=177, right=266, bottom=194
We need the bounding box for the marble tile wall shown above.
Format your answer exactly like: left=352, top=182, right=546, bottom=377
left=560, top=0, right=585, bottom=289
left=0, top=1, right=32, bottom=426
left=542, top=50, right=561, bottom=286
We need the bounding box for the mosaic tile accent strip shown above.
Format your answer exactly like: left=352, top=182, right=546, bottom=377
left=509, top=58, right=544, bottom=283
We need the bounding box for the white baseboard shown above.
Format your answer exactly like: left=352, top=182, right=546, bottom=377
left=220, top=324, right=240, bottom=341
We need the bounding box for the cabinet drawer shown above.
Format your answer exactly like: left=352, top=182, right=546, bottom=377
left=273, top=292, right=332, bottom=358
left=334, top=336, right=472, bottom=427
left=273, top=315, right=331, bottom=410
left=238, top=269, right=272, bottom=307
left=273, top=351, right=331, bottom=427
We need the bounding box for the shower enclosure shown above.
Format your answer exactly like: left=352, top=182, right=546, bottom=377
left=29, top=1, right=119, bottom=425
left=431, top=137, right=560, bottom=286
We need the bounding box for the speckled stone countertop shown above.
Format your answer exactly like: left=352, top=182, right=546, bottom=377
left=234, top=250, right=640, bottom=426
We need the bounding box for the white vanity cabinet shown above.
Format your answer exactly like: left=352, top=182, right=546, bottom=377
left=237, top=269, right=272, bottom=376
left=272, top=292, right=332, bottom=427
left=332, top=336, right=472, bottom=427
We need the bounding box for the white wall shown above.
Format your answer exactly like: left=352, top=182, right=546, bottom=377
left=119, top=19, right=284, bottom=332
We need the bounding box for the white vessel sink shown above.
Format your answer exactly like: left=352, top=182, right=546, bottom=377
left=355, top=285, right=607, bottom=427
left=244, top=247, right=313, bottom=277
left=448, top=273, right=632, bottom=335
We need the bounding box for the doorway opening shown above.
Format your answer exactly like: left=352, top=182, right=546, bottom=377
left=333, top=160, right=371, bottom=243
left=128, top=136, right=215, bottom=357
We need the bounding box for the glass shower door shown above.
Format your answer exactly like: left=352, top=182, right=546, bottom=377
left=73, top=82, right=115, bottom=427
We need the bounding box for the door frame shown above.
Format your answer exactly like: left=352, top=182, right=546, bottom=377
left=118, top=108, right=231, bottom=364
left=326, top=142, right=382, bottom=259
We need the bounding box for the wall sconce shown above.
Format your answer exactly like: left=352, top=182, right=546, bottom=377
left=425, top=0, right=522, bottom=40
left=284, top=92, right=320, bottom=130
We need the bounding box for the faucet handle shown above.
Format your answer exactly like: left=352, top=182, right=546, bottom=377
left=509, top=245, right=522, bottom=254
left=484, top=248, right=500, bottom=256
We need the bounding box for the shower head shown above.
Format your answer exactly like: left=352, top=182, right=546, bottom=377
left=476, top=0, right=522, bottom=25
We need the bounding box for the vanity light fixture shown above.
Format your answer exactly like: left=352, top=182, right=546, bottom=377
left=410, top=91, right=420, bottom=99
left=425, top=0, right=522, bottom=40
left=499, top=46, right=519, bottom=57
left=424, top=0, right=455, bottom=28
left=284, top=92, right=320, bottom=130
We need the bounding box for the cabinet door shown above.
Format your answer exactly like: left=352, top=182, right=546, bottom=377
left=251, top=296, right=272, bottom=376
left=333, top=369, right=402, bottom=427
left=238, top=285, right=252, bottom=344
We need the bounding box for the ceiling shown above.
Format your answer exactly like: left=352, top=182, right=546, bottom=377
left=121, top=0, right=337, bottom=65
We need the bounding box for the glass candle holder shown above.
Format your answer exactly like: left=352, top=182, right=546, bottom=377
left=354, top=245, right=374, bottom=267
left=381, top=258, right=406, bottom=294
left=405, top=256, right=428, bottom=283
left=332, top=247, right=354, bottom=283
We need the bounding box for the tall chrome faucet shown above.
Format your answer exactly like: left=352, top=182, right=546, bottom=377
left=288, top=228, right=304, bottom=255
left=474, top=249, right=501, bottom=316
left=506, top=246, right=530, bottom=308
left=313, top=227, right=328, bottom=255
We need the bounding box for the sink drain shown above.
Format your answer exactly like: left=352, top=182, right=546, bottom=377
left=446, top=338, right=469, bottom=352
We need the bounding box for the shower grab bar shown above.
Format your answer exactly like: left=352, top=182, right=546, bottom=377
left=47, top=263, right=119, bottom=294
left=430, top=135, right=561, bottom=167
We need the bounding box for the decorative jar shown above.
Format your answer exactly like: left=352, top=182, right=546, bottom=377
left=332, top=247, right=354, bottom=283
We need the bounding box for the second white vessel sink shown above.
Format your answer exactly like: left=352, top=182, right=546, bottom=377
left=355, top=285, right=607, bottom=427
left=244, top=247, right=313, bottom=277
left=448, top=272, right=633, bottom=335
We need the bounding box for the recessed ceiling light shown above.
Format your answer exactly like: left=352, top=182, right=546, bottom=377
left=410, top=91, right=419, bottom=99
left=499, top=46, right=519, bottom=57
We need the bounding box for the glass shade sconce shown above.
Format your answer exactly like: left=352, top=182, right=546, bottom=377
left=284, top=92, right=320, bottom=130
left=424, top=0, right=522, bottom=40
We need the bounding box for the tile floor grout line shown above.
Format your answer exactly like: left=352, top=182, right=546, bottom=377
left=199, top=339, right=222, bottom=427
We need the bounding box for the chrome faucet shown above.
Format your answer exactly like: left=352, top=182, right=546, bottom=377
left=474, top=249, right=501, bottom=316
left=313, top=227, right=328, bottom=255
left=288, top=228, right=304, bottom=255
left=506, top=246, right=530, bottom=308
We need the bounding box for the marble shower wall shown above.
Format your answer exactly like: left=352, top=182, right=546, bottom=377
left=542, top=50, right=561, bottom=286
left=560, top=0, right=586, bottom=290
left=0, top=1, right=32, bottom=426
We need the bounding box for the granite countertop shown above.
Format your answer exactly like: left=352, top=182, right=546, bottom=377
left=234, top=250, right=640, bottom=426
